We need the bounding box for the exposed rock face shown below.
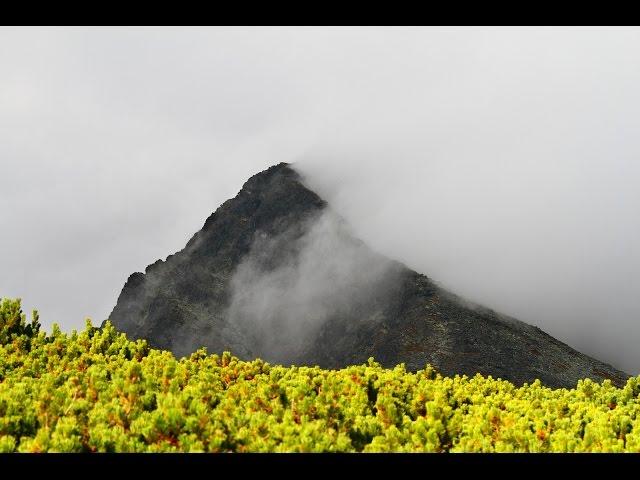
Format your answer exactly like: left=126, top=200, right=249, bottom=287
left=108, top=163, right=629, bottom=388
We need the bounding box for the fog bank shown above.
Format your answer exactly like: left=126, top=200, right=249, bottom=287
left=1, top=27, right=639, bottom=372
left=226, top=209, right=403, bottom=363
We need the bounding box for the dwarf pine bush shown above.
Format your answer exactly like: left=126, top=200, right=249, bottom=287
left=0, top=297, right=639, bottom=452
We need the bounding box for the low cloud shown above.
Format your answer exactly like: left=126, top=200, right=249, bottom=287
left=226, top=209, right=403, bottom=363
left=2, top=27, right=639, bottom=373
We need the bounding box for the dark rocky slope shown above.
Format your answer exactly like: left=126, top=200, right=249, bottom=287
left=108, top=163, right=629, bottom=388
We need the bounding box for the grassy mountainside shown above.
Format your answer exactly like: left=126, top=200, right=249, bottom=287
left=1, top=297, right=639, bottom=453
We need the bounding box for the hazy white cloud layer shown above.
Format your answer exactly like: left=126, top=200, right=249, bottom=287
left=1, top=27, right=639, bottom=372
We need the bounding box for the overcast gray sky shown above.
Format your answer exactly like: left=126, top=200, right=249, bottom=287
left=1, top=27, right=639, bottom=373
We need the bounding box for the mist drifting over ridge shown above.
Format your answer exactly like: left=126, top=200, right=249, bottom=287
left=1, top=27, right=639, bottom=372
left=226, top=209, right=404, bottom=363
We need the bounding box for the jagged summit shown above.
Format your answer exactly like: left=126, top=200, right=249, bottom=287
left=108, top=163, right=628, bottom=388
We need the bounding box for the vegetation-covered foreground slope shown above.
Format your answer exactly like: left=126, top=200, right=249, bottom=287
left=1, top=298, right=640, bottom=453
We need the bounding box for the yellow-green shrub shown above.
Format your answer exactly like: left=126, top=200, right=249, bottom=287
left=1, top=298, right=638, bottom=452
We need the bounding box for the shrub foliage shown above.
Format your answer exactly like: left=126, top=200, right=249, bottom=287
left=0, top=298, right=639, bottom=452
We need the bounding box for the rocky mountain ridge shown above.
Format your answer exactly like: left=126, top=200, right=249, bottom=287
left=108, top=163, right=629, bottom=388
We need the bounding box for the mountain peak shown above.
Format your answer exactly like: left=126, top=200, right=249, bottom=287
left=108, top=163, right=629, bottom=388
